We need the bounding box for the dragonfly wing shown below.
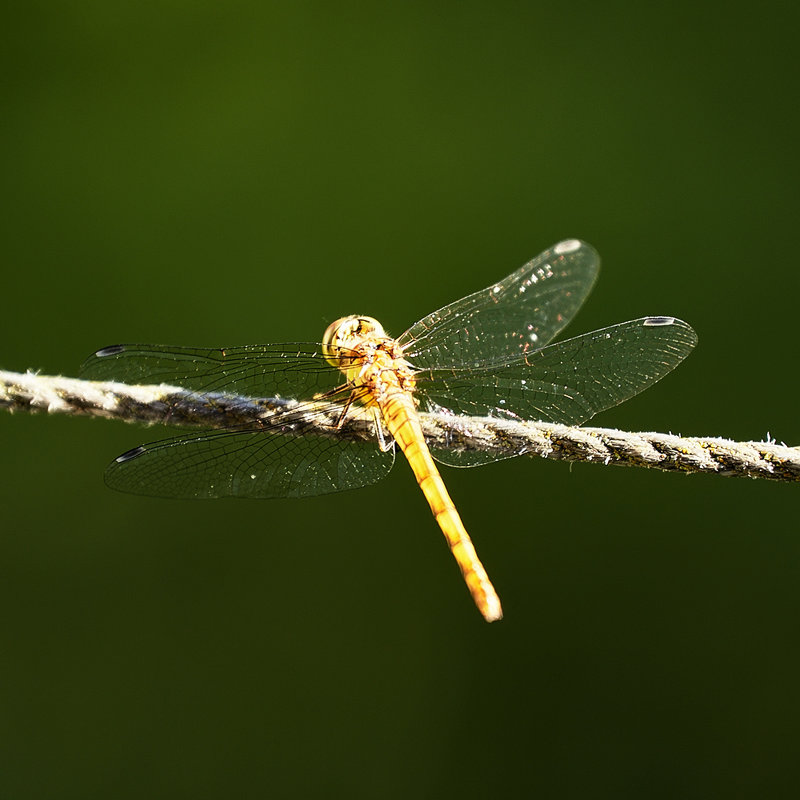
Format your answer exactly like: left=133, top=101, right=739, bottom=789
left=103, top=416, right=395, bottom=499
left=80, top=343, right=344, bottom=401
left=416, top=317, right=697, bottom=467
left=82, top=344, right=395, bottom=496
left=398, top=239, right=599, bottom=368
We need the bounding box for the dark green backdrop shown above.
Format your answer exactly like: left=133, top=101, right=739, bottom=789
left=2, top=3, right=798, bottom=798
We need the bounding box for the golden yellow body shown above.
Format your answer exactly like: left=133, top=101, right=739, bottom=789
left=322, top=315, right=503, bottom=622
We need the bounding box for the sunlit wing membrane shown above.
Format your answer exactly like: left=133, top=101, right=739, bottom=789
left=102, top=409, right=395, bottom=499
left=415, top=317, right=697, bottom=467
left=81, top=345, right=396, bottom=498
left=80, top=343, right=346, bottom=402
left=398, top=239, right=599, bottom=369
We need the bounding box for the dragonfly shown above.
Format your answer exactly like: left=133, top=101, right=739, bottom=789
left=81, top=239, right=697, bottom=622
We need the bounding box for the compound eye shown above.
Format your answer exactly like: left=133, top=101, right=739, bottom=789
left=354, top=316, right=386, bottom=338
left=322, top=316, right=355, bottom=366
left=322, top=315, right=388, bottom=368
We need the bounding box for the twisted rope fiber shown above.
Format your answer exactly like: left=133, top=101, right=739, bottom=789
left=2, top=369, right=797, bottom=483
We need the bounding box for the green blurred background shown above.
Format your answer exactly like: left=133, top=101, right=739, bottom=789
left=2, top=2, right=799, bottom=797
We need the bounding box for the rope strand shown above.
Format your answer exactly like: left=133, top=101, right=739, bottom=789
left=2, top=369, right=797, bottom=483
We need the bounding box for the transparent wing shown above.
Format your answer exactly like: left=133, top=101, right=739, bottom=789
left=80, top=342, right=343, bottom=400
left=81, top=343, right=394, bottom=498
left=103, top=419, right=395, bottom=499
left=398, top=239, right=599, bottom=369
left=415, top=317, right=697, bottom=467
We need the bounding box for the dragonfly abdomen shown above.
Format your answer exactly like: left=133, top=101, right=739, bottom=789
left=380, top=392, right=503, bottom=622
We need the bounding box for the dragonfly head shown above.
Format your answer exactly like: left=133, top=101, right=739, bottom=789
left=322, top=315, right=388, bottom=370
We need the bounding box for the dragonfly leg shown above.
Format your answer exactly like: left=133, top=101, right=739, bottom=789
left=332, top=390, right=356, bottom=428
left=373, top=407, right=394, bottom=452
left=314, top=382, right=351, bottom=401
left=313, top=383, right=361, bottom=428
